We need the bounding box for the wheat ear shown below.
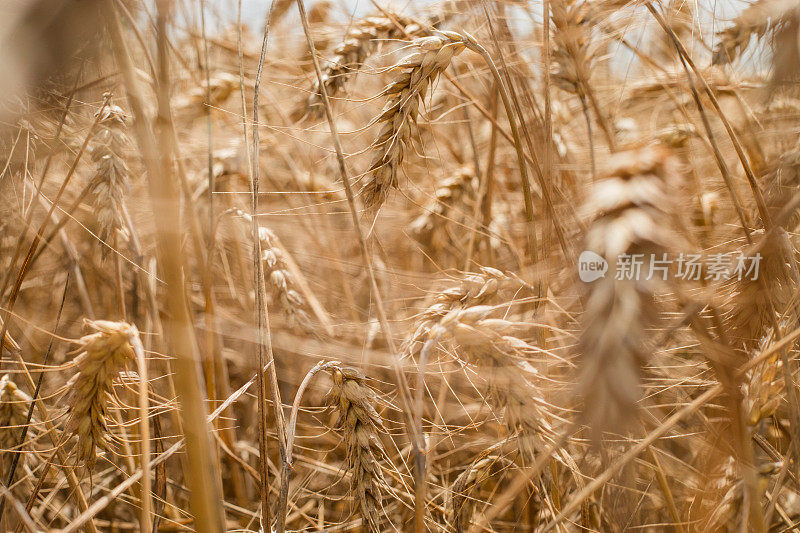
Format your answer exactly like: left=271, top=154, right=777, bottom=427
left=449, top=309, right=547, bottom=457
left=360, top=32, right=466, bottom=208
left=712, top=0, right=798, bottom=65
left=550, top=0, right=593, bottom=97
left=409, top=166, right=477, bottom=250
left=306, top=14, right=427, bottom=116
left=326, top=365, right=385, bottom=532
left=408, top=267, right=513, bottom=352
left=0, top=375, right=32, bottom=490
left=236, top=210, right=314, bottom=332
left=727, top=149, right=800, bottom=350
left=425, top=306, right=548, bottom=458
left=66, top=319, right=139, bottom=468
left=447, top=455, right=512, bottom=533
left=705, top=456, right=779, bottom=530
left=579, top=145, right=681, bottom=442
left=88, top=99, right=130, bottom=250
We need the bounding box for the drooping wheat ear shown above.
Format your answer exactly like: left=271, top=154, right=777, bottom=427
left=88, top=100, right=130, bottom=250
left=237, top=210, right=314, bottom=333
left=447, top=455, right=512, bottom=533
left=326, top=365, right=385, bottom=532
left=0, top=375, right=32, bottom=489
left=66, top=319, right=138, bottom=468
left=579, top=145, right=682, bottom=442
left=409, top=166, right=477, bottom=250
left=712, top=0, right=798, bottom=65
left=408, top=267, right=513, bottom=351
left=306, top=14, right=428, bottom=116
left=431, top=306, right=550, bottom=458
left=360, top=32, right=467, bottom=208
left=727, top=150, right=800, bottom=350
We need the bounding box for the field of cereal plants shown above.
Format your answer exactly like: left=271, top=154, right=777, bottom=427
left=2, top=0, right=800, bottom=531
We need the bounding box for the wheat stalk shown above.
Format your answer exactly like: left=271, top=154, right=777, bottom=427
left=0, top=317, right=20, bottom=354
left=66, top=319, right=139, bottom=468
left=326, top=365, right=386, bottom=532
left=360, top=32, right=467, bottom=208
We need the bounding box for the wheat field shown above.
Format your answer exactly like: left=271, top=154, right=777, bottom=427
left=1, top=0, right=800, bottom=531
